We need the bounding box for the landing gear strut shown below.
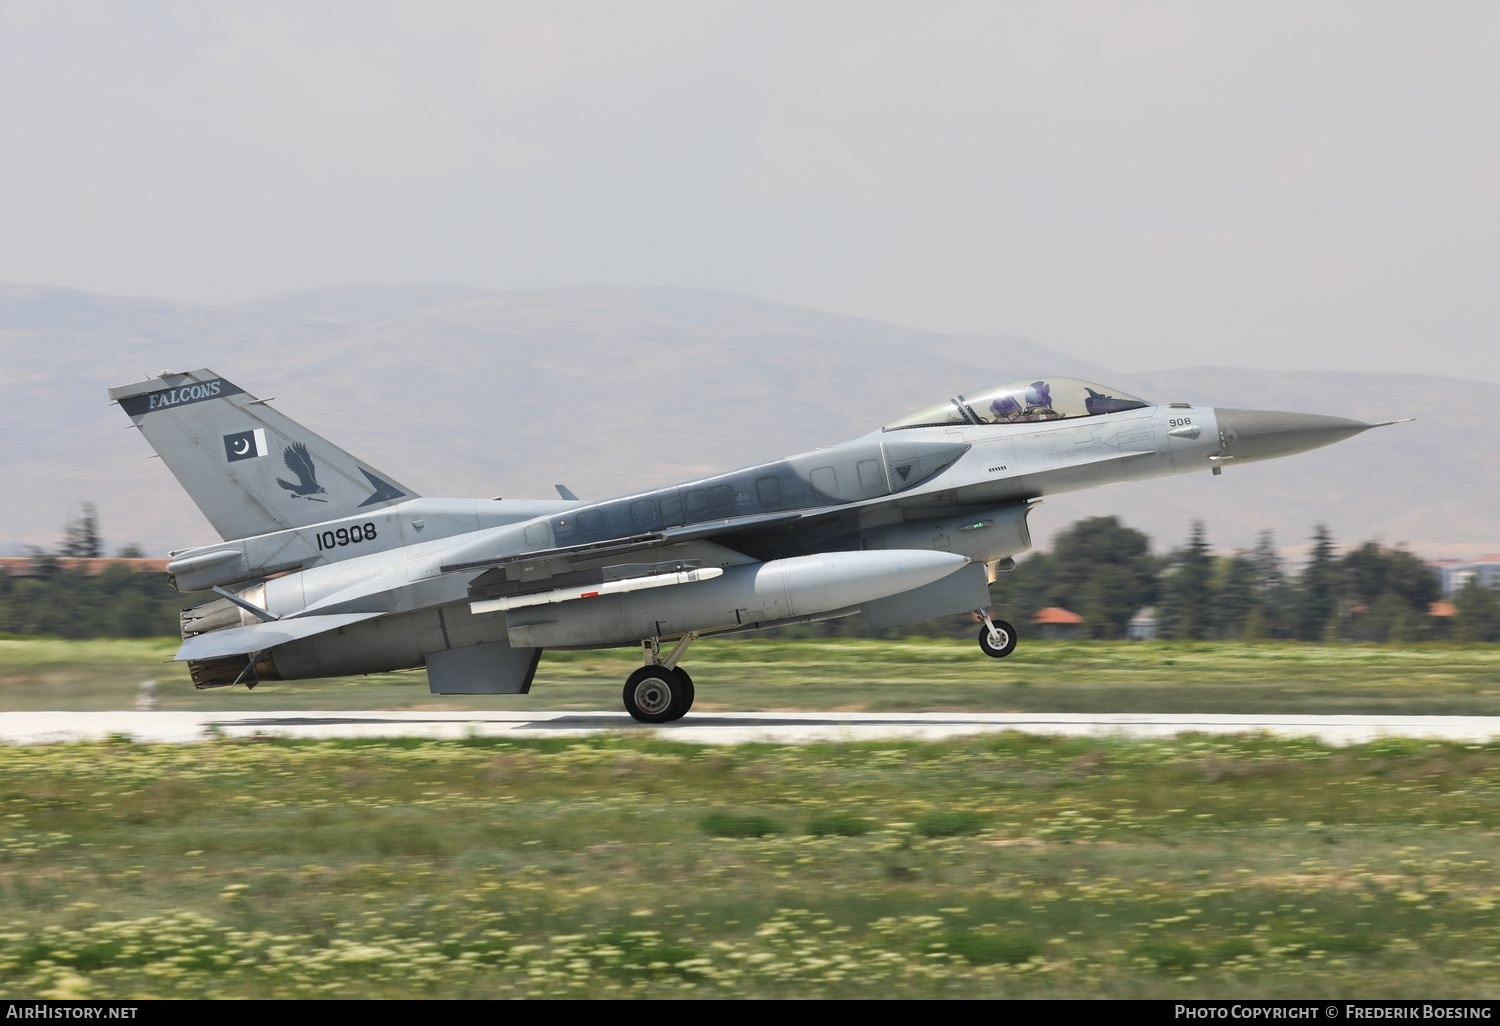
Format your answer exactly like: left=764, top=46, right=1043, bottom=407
left=976, top=612, right=1017, bottom=658
left=624, top=633, right=699, bottom=723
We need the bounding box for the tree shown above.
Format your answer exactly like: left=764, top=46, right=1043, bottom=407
left=1293, top=524, right=1340, bottom=641
left=1454, top=578, right=1500, bottom=643
left=1246, top=530, right=1292, bottom=638
left=1211, top=552, right=1259, bottom=640
left=1341, top=541, right=1441, bottom=642
left=1341, top=542, right=1439, bottom=610
left=1358, top=592, right=1424, bottom=643
left=59, top=503, right=102, bottom=558
left=1158, top=521, right=1214, bottom=640
left=0, top=560, right=205, bottom=639
left=1043, top=516, right=1156, bottom=639
left=1251, top=530, right=1284, bottom=596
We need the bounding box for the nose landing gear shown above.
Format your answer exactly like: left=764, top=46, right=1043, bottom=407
left=623, top=633, right=699, bottom=723
left=976, top=612, right=1017, bottom=658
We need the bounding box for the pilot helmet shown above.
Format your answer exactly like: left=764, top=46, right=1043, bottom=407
left=990, top=395, right=1023, bottom=419
left=1025, top=381, right=1052, bottom=408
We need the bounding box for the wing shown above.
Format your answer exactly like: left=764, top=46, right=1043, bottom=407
left=438, top=443, right=1144, bottom=592
left=438, top=508, right=806, bottom=576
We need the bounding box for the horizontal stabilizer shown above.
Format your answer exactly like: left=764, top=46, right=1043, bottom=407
left=176, top=612, right=385, bottom=662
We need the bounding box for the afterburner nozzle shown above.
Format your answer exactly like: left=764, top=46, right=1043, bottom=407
left=1212, top=409, right=1376, bottom=464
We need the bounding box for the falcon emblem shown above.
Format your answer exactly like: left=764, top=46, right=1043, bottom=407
left=275, top=442, right=328, bottom=501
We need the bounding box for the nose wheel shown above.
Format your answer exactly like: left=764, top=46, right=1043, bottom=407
left=977, top=616, right=1017, bottom=658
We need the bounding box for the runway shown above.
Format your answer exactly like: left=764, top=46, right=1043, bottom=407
left=3, top=710, right=1500, bottom=746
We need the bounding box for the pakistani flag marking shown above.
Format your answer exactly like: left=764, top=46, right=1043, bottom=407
left=223, top=428, right=268, bottom=463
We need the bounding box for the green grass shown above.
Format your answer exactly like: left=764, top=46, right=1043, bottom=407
left=3, top=636, right=1499, bottom=714
left=1, top=732, right=1499, bottom=998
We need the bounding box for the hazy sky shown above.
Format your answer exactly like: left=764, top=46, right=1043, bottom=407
left=2, top=1, right=1497, bottom=382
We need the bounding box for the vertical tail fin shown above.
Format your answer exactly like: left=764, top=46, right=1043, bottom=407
left=109, top=369, right=418, bottom=541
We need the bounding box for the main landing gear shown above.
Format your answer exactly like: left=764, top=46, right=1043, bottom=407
left=977, top=611, right=1017, bottom=659
left=623, top=633, right=699, bottom=723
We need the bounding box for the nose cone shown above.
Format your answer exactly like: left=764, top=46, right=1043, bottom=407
left=1213, top=409, right=1375, bottom=463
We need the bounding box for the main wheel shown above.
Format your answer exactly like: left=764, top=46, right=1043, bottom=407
left=666, top=668, right=695, bottom=721
left=978, top=620, right=1017, bottom=658
left=623, top=665, right=686, bottom=724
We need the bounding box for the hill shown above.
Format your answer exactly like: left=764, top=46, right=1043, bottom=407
left=2, top=282, right=1490, bottom=561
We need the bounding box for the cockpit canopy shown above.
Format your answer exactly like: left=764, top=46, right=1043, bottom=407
left=884, top=378, right=1152, bottom=431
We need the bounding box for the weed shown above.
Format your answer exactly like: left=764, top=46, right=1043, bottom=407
left=805, top=813, right=874, bottom=837
left=700, top=812, right=783, bottom=838
left=914, top=811, right=987, bottom=837
left=933, top=930, right=1041, bottom=965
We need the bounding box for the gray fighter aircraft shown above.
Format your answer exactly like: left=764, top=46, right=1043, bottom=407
left=110, top=370, right=1399, bottom=722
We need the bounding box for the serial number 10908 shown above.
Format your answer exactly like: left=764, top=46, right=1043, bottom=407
left=316, top=522, right=378, bottom=551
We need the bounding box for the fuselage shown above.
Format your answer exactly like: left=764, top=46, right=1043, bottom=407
left=110, top=367, right=1383, bottom=712
left=175, top=396, right=1226, bottom=683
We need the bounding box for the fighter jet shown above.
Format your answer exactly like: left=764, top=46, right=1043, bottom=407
left=110, top=371, right=1400, bottom=722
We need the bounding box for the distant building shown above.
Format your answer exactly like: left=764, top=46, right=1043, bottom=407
left=1430, top=555, right=1500, bottom=596
left=1032, top=606, right=1084, bottom=639
left=1127, top=606, right=1158, bottom=641
left=0, top=557, right=169, bottom=577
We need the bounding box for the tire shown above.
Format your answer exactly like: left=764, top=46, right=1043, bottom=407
left=978, top=620, right=1017, bottom=658
left=666, top=668, right=695, bottom=721
left=623, top=665, right=685, bottom=724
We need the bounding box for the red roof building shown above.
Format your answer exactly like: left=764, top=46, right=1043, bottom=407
left=1031, top=606, right=1085, bottom=639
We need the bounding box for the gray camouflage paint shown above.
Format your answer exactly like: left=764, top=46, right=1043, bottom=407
left=112, top=369, right=1379, bottom=693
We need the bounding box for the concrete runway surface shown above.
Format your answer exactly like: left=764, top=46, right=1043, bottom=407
left=2, top=710, right=1500, bottom=746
